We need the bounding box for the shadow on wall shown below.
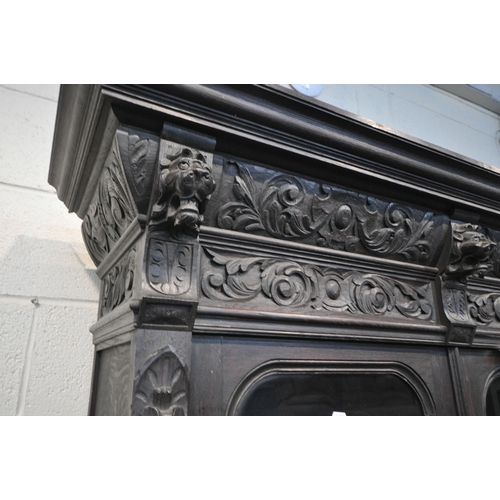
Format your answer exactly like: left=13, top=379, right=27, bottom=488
left=0, top=235, right=100, bottom=301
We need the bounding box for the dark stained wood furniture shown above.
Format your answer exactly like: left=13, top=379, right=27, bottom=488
left=49, top=84, right=500, bottom=415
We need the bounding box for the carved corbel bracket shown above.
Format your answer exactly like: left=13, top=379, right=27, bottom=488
left=441, top=278, right=477, bottom=344
left=132, top=124, right=217, bottom=329
left=88, top=124, right=216, bottom=328
left=89, top=123, right=216, bottom=416
left=135, top=232, right=201, bottom=330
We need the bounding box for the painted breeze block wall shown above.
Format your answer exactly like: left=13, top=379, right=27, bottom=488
left=0, top=84, right=99, bottom=415
left=284, top=84, right=500, bottom=171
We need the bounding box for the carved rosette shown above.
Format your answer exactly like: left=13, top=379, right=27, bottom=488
left=100, top=247, right=136, bottom=317
left=151, top=144, right=216, bottom=239
left=132, top=347, right=188, bottom=416
left=216, top=161, right=443, bottom=265
left=202, top=249, right=433, bottom=321
left=82, top=135, right=139, bottom=266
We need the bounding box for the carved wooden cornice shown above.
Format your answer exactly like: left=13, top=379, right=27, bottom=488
left=50, top=85, right=500, bottom=227
left=49, top=85, right=500, bottom=351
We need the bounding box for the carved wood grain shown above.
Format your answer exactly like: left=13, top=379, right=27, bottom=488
left=204, top=159, right=450, bottom=267
left=93, top=343, right=132, bottom=416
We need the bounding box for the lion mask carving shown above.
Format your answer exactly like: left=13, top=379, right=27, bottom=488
left=447, top=223, right=496, bottom=278
left=152, top=147, right=216, bottom=235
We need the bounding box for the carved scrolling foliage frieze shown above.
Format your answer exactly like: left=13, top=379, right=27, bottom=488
left=215, top=161, right=445, bottom=265
left=468, top=292, right=500, bottom=325
left=82, top=136, right=138, bottom=266
left=100, top=247, right=136, bottom=317
left=151, top=145, right=216, bottom=239
left=441, top=286, right=500, bottom=329
left=132, top=347, right=188, bottom=416
left=202, top=249, right=433, bottom=320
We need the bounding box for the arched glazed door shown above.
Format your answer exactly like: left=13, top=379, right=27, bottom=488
left=229, top=361, right=434, bottom=416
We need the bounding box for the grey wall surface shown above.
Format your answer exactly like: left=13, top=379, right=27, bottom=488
left=284, top=84, right=500, bottom=170
left=0, top=84, right=99, bottom=415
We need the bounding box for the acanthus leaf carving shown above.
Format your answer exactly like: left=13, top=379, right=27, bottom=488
left=443, top=286, right=469, bottom=323
left=100, top=247, right=136, bottom=317
left=217, top=161, right=441, bottom=265
left=358, top=200, right=434, bottom=262
left=82, top=134, right=138, bottom=266
left=202, top=249, right=433, bottom=321
left=469, top=292, right=500, bottom=325
left=117, top=127, right=158, bottom=214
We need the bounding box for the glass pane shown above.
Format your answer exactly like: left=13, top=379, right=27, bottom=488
left=486, top=375, right=500, bottom=416
left=237, top=372, right=424, bottom=416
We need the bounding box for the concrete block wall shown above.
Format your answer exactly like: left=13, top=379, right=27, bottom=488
left=284, top=84, right=500, bottom=170
left=0, top=85, right=99, bottom=416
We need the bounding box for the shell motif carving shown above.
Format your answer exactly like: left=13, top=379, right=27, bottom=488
left=202, top=249, right=433, bottom=320
left=132, top=348, right=188, bottom=416
left=216, top=162, right=439, bottom=265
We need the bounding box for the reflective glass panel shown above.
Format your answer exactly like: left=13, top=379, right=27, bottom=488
left=486, top=375, right=500, bottom=416
left=237, top=372, right=424, bottom=416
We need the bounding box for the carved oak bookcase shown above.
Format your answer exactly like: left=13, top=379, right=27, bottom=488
left=49, top=85, right=500, bottom=416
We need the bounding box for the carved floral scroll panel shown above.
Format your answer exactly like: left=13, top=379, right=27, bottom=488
left=201, top=249, right=435, bottom=323
left=82, top=128, right=158, bottom=267
left=82, top=139, right=137, bottom=266
left=202, top=160, right=450, bottom=267
left=83, top=125, right=500, bottom=344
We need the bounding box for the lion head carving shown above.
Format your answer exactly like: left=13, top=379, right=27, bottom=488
left=152, top=147, right=216, bottom=235
left=446, top=223, right=496, bottom=278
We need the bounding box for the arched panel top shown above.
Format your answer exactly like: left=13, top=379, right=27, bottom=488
left=227, top=360, right=436, bottom=416
left=484, top=367, right=500, bottom=416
